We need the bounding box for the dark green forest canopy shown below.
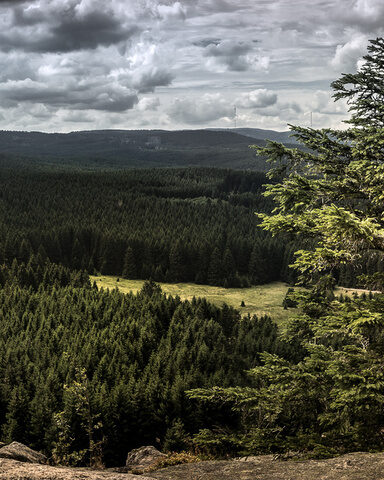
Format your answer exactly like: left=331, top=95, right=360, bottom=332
left=0, top=129, right=271, bottom=170
left=0, top=260, right=292, bottom=465
left=0, top=166, right=303, bottom=287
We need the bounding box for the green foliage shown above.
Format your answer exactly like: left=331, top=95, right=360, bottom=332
left=0, top=167, right=297, bottom=287
left=188, top=38, right=384, bottom=458
left=0, top=262, right=288, bottom=465
left=188, top=290, right=384, bottom=455
left=253, top=38, right=384, bottom=284
left=163, top=419, right=190, bottom=453
left=282, top=287, right=298, bottom=309
left=146, top=452, right=201, bottom=472
left=53, top=368, right=103, bottom=467
left=331, top=38, right=384, bottom=128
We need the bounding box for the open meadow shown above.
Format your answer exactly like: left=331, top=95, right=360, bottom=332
left=91, top=276, right=301, bottom=325
left=91, top=276, right=373, bottom=327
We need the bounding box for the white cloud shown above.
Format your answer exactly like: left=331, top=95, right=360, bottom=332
left=156, top=2, right=187, bottom=21
left=168, top=93, right=233, bottom=124
left=237, top=89, right=277, bottom=108
left=331, top=33, right=369, bottom=71
left=311, top=90, right=347, bottom=115
left=137, top=96, right=160, bottom=111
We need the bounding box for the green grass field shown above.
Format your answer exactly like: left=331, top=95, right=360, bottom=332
left=91, top=276, right=374, bottom=326
left=90, top=276, right=300, bottom=325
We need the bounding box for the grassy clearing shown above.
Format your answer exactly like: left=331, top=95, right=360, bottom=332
left=335, top=286, right=378, bottom=296
left=91, top=275, right=300, bottom=325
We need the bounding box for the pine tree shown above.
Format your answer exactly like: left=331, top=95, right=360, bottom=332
left=122, top=246, right=137, bottom=279
left=255, top=37, right=384, bottom=284
left=208, top=247, right=222, bottom=285
left=169, top=243, right=184, bottom=283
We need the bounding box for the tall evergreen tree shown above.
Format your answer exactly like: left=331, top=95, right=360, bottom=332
left=255, top=37, right=384, bottom=284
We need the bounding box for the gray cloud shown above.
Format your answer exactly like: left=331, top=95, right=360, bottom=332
left=262, top=102, right=302, bottom=117
left=2, top=4, right=137, bottom=53
left=202, top=39, right=268, bottom=71
left=132, top=68, right=174, bottom=93
left=168, top=93, right=233, bottom=124
left=193, top=38, right=221, bottom=47
left=0, top=78, right=138, bottom=112
left=0, top=0, right=382, bottom=131
left=0, top=1, right=175, bottom=116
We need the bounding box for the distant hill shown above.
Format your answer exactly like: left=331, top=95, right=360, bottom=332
left=209, top=127, right=300, bottom=144
left=0, top=128, right=298, bottom=170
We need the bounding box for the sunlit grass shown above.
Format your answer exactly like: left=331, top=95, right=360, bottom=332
left=90, top=275, right=300, bottom=325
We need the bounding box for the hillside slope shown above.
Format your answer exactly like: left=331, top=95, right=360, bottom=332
left=0, top=128, right=296, bottom=170
left=211, top=127, right=300, bottom=144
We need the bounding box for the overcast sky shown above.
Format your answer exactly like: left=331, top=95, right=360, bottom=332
left=0, top=0, right=382, bottom=132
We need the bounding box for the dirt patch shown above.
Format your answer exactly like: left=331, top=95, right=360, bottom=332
left=150, top=452, right=384, bottom=480
left=0, top=459, right=155, bottom=480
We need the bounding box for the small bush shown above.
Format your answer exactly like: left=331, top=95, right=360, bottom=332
left=146, top=452, right=201, bottom=472
left=163, top=419, right=190, bottom=452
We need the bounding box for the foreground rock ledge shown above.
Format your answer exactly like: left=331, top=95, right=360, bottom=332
left=150, top=452, right=384, bottom=480
left=0, top=441, right=47, bottom=464
left=4, top=452, right=384, bottom=480
left=0, top=459, right=155, bottom=480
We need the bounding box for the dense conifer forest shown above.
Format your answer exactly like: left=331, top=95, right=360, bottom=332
left=0, top=159, right=379, bottom=465
left=2, top=37, right=384, bottom=471
left=0, top=166, right=303, bottom=287
left=0, top=259, right=294, bottom=466
left=0, top=164, right=374, bottom=288
left=0, top=162, right=303, bottom=465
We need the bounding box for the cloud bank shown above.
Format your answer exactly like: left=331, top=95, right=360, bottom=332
left=0, top=0, right=381, bottom=131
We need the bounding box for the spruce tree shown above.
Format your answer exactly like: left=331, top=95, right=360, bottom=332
left=255, top=37, right=384, bottom=284
left=122, top=246, right=137, bottom=279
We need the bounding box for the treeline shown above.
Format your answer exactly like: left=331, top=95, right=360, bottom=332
left=0, top=260, right=293, bottom=465
left=0, top=166, right=299, bottom=287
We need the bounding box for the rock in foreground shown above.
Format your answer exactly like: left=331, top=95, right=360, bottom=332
left=4, top=451, right=384, bottom=480
left=0, top=442, right=47, bottom=464
left=150, top=452, right=384, bottom=480
left=0, top=458, right=155, bottom=480
left=126, top=446, right=166, bottom=471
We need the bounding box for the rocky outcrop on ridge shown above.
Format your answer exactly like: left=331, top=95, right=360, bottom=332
left=125, top=446, right=166, bottom=472
left=0, top=458, right=155, bottom=480
left=0, top=442, right=47, bottom=464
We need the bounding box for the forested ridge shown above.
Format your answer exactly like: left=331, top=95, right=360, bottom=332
left=0, top=164, right=302, bottom=465
left=0, top=129, right=270, bottom=170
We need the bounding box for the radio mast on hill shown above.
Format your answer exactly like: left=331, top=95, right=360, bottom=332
left=234, top=105, right=237, bottom=128
left=305, top=111, right=313, bottom=128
